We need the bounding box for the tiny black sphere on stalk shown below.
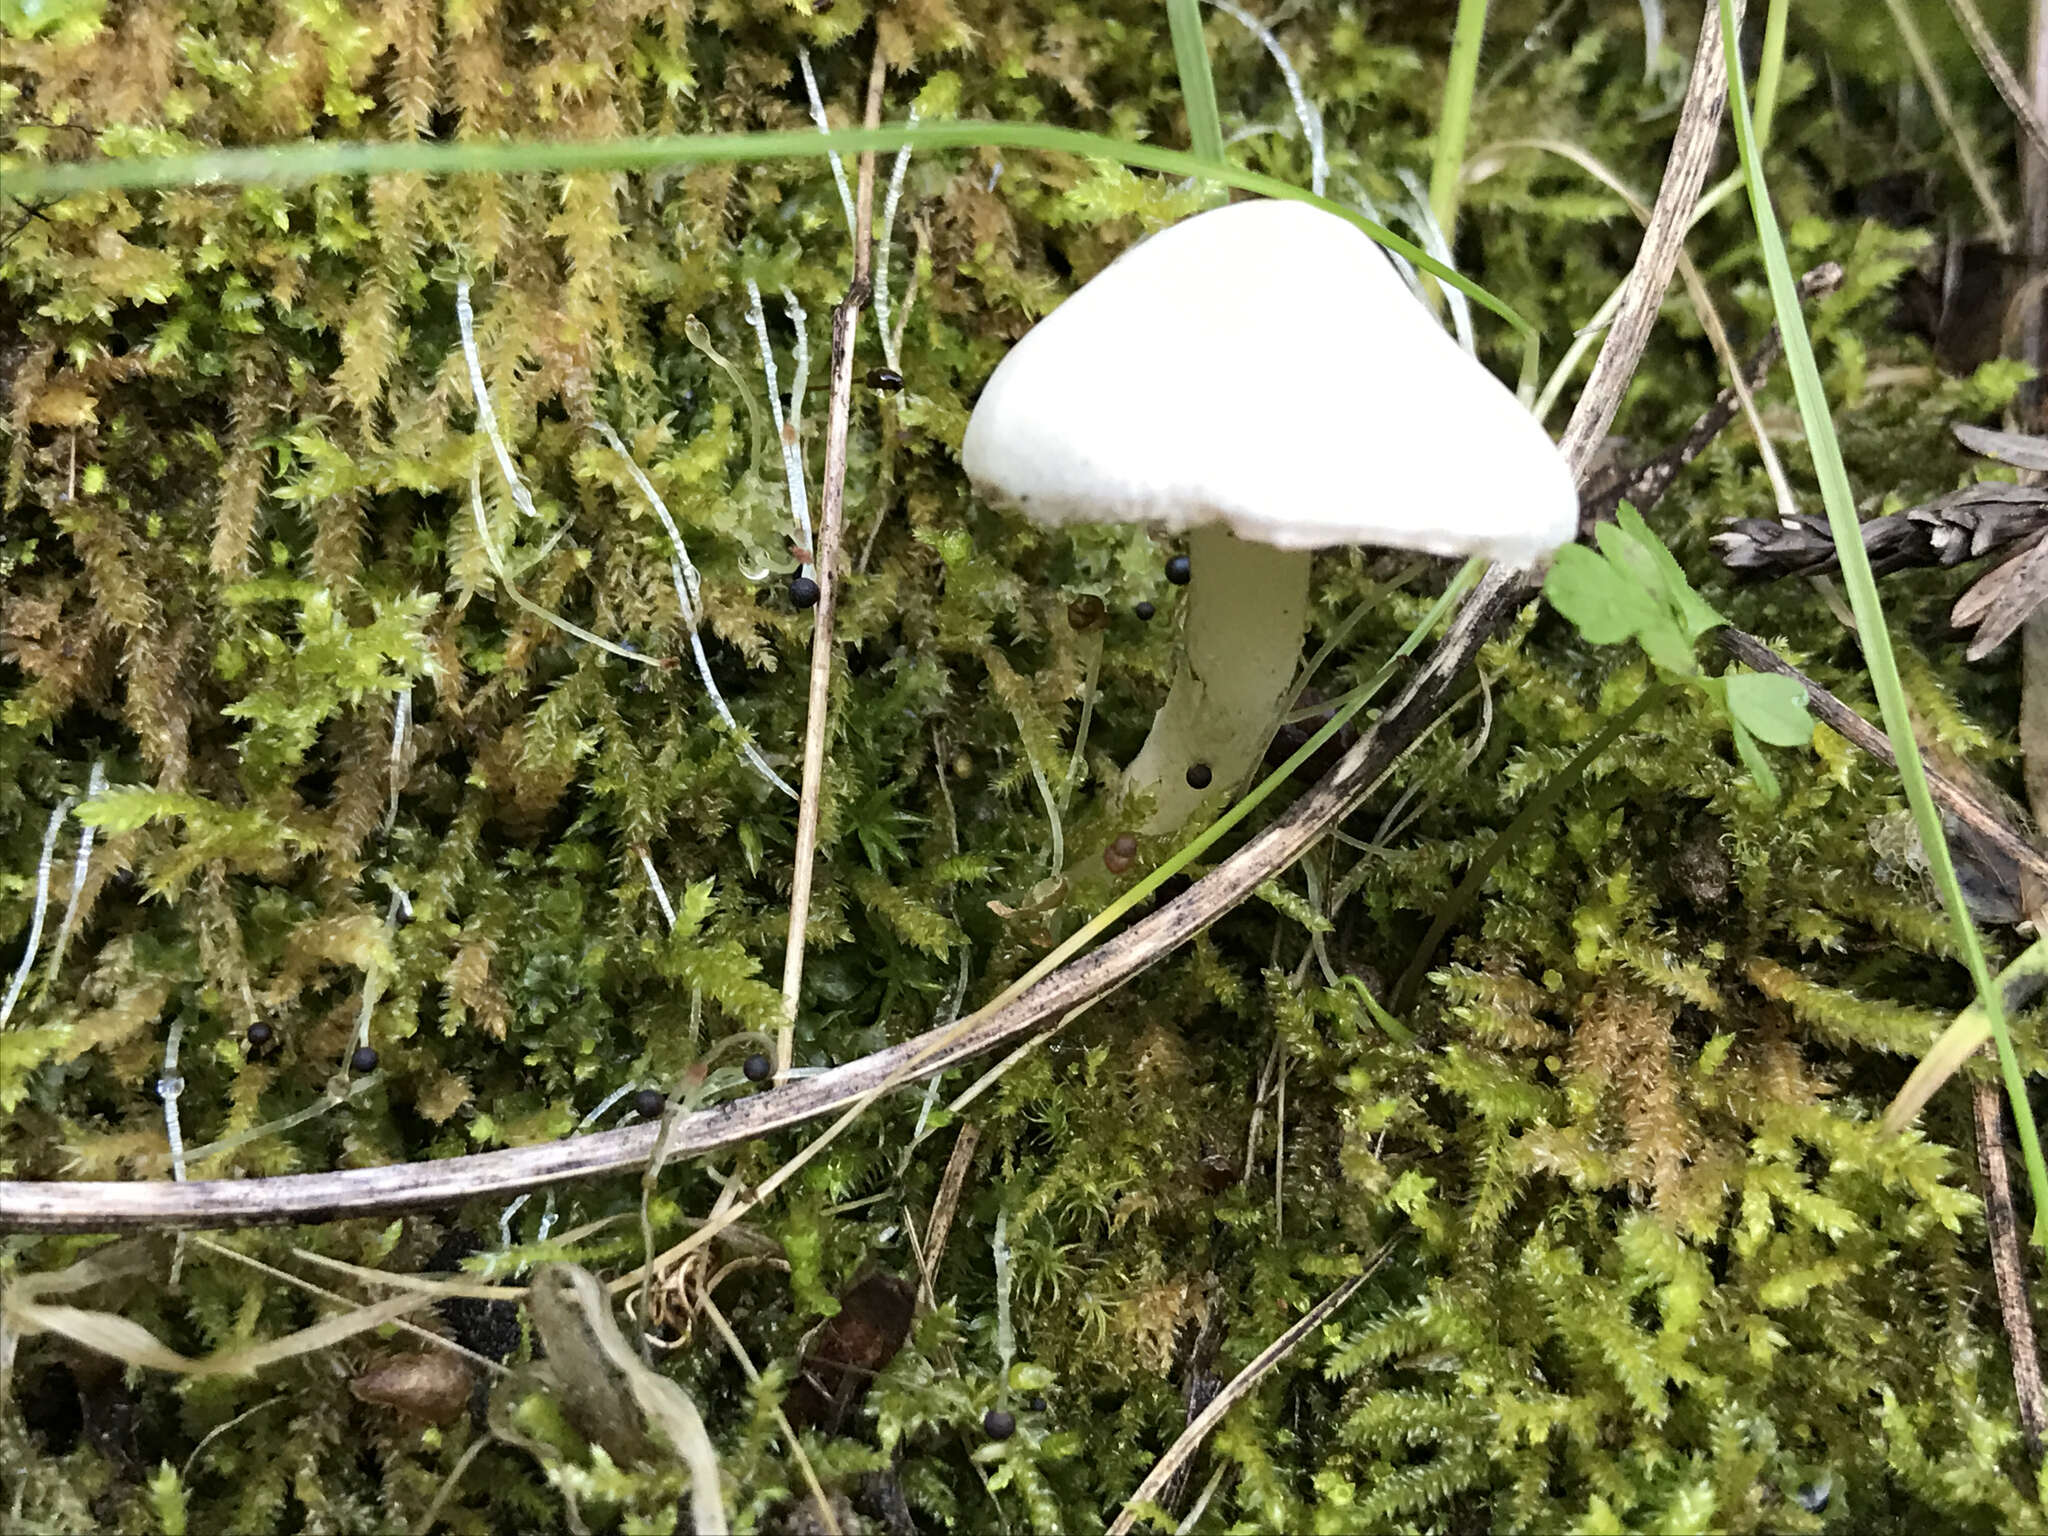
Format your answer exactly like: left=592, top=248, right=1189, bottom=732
left=983, top=1408, right=1017, bottom=1441
left=1133, top=600, right=1155, bottom=621
left=245, top=1022, right=273, bottom=1052
left=1164, top=553, right=1191, bottom=585
left=743, top=1052, right=774, bottom=1084
left=1185, top=763, right=1212, bottom=789
left=789, top=575, right=821, bottom=609
left=351, top=1046, right=380, bottom=1074
left=634, top=1088, right=666, bottom=1120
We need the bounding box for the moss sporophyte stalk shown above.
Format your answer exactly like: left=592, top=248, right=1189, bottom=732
left=4, top=2, right=2048, bottom=1531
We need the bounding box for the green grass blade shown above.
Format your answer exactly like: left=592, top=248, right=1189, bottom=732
left=1428, top=0, right=1490, bottom=240
left=1167, top=0, right=1227, bottom=165
left=1883, top=935, right=2048, bottom=1136
left=1718, top=0, right=2048, bottom=1246
left=1, top=120, right=1533, bottom=340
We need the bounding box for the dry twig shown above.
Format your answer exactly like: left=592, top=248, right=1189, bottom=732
left=1973, top=1080, right=2048, bottom=1456
left=1103, top=1254, right=1388, bottom=1536
left=780, top=49, right=887, bottom=1075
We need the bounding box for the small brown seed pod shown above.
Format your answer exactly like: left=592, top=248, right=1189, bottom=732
left=1067, top=593, right=1108, bottom=632
left=350, top=1352, right=474, bottom=1425
left=1103, top=833, right=1138, bottom=875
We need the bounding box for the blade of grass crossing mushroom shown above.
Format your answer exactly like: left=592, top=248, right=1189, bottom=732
left=6, top=125, right=1532, bottom=343
left=1167, top=0, right=1226, bottom=165
left=1719, top=0, right=2048, bottom=1244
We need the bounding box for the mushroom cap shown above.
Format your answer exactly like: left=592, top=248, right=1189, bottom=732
left=961, top=198, right=1578, bottom=564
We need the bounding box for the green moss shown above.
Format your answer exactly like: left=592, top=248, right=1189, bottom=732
left=4, top=1, right=2048, bottom=1531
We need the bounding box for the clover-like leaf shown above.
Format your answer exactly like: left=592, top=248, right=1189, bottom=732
left=1543, top=544, right=1660, bottom=646
left=1723, top=670, right=1814, bottom=748
left=1616, top=503, right=1726, bottom=641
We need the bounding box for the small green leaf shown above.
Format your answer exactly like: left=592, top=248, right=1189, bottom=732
left=1729, top=717, right=1781, bottom=803
left=1724, top=670, right=1813, bottom=747
left=1635, top=613, right=1700, bottom=677
left=1543, top=545, right=1658, bottom=645
left=1616, top=503, right=1726, bottom=639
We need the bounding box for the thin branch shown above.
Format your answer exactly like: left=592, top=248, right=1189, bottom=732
left=1581, top=261, right=1845, bottom=526
left=1104, top=1254, right=1388, bottom=1536
left=1945, top=0, right=2048, bottom=166
left=1974, top=1079, right=2048, bottom=1456
left=915, top=1122, right=979, bottom=1310
left=779, top=46, right=886, bottom=1075
left=1556, top=0, right=1745, bottom=473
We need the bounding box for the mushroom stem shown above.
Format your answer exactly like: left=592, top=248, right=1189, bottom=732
left=1120, top=525, right=1312, bottom=833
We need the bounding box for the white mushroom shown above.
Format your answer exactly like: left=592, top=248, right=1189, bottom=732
left=962, top=196, right=1577, bottom=834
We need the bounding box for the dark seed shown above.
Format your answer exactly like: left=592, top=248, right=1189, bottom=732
left=1103, top=833, right=1138, bottom=876
left=789, top=575, right=821, bottom=609
left=245, top=1022, right=274, bottom=1051
left=351, top=1046, right=380, bottom=1074
left=1165, top=553, right=1191, bottom=585
left=743, top=1052, right=773, bottom=1083
left=1134, top=600, right=1155, bottom=621
left=1027, top=1395, right=1048, bottom=1413
left=866, top=366, right=904, bottom=392
left=983, top=1408, right=1017, bottom=1441
left=634, top=1088, right=666, bottom=1119
left=1067, top=593, right=1107, bottom=632
left=1185, top=763, right=1212, bottom=789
